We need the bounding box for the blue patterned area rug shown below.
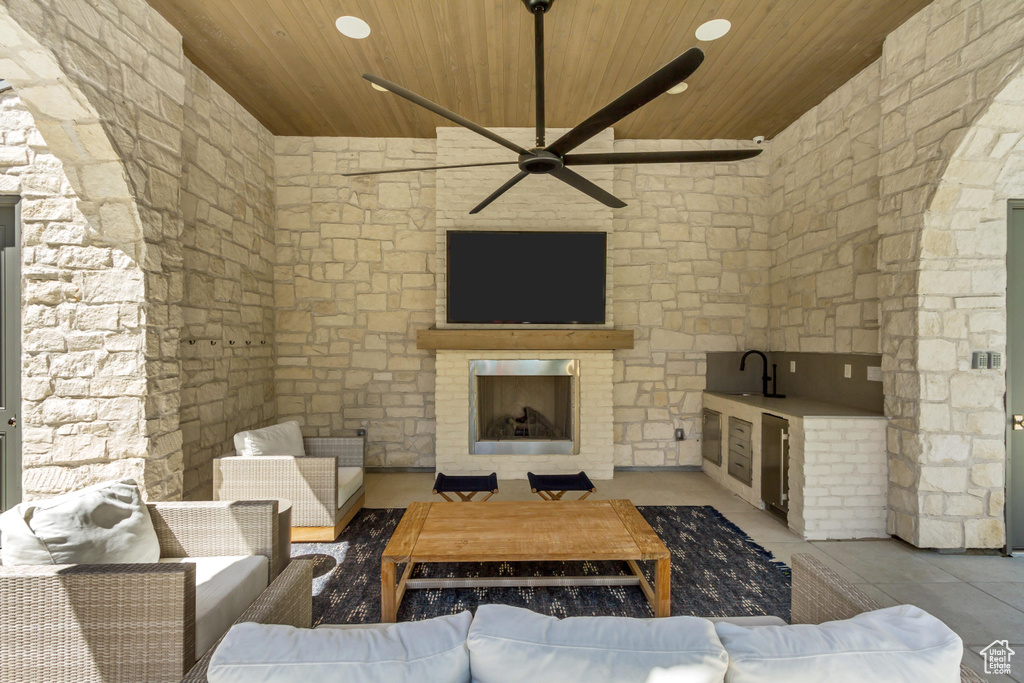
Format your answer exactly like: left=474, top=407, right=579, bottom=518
left=291, top=505, right=791, bottom=625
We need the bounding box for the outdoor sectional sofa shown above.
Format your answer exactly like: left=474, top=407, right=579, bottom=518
left=200, top=553, right=983, bottom=683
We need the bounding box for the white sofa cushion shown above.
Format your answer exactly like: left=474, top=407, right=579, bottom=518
left=337, top=467, right=363, bottom=507
left=0, top=478, right=160, bottom=566
left=234, top=421, right=305, bottom=457
left=467, top=604, right=728, bottom=683
left=715, top=604, right=963, bottom=683
left=207, top=611, right=472, bottom=683
left=160, top=555, right=268, bottom=658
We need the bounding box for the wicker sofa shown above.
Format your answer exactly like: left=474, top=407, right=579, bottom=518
left=213, top=436, right=365, bottom=542
left=0, top=500, right=313, bottom=683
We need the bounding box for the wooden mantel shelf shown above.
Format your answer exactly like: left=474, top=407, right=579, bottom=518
left=416, top=328, right=634, bottom=351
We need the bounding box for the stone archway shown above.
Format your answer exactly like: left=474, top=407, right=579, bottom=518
left=0, top=3, right=185, bottom=501
left=882, top=49, right=1024, bottom=548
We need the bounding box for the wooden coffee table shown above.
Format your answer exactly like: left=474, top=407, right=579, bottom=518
left=380, top=499, right=670, bottom=622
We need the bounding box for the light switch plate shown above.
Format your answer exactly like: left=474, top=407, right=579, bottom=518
left=844, top=364, right=852, bottom=379
left=790, top=361, right=796, bottom=372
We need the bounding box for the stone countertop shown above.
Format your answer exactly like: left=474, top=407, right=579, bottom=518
left=703, top=391, right=885, bottom=419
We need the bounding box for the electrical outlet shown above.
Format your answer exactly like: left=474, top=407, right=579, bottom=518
left=867, top=366, right=882, bottom=382
left=843, top=364, right=852, bottom=379
left=674, top=428, right=686, bottom=441
left=790, top=361, right=796, bottom=372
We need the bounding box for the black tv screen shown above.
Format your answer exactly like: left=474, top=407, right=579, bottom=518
left=447, top=231, right=607, bottom=324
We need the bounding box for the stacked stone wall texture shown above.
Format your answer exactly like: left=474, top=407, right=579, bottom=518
left=274, top=136, right=437, bottom=467
left=179, top=63, right=276, bottom=499
left=876, top=0, right=1024, bottom=548
left=769, top=63, right=882, bottom=355
left=0, top=0, right=188, bottom=500
left=612, top=139, right=770, bottom=467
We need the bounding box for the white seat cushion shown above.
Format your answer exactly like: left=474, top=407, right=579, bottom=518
left=707, top=615, right=787, bottom=627
left=715, top=604, right=962, bottom=683
left=467, top=604, right=728, bottom=683
left=234, top=421, right=305, bottom=457
left=160, top=555, right=269, bottom=658
left=207, top=612, right=472, bottom=683
left=337, top=467, right=363, bottom=507
left=0, top=479, right=159, bottom=566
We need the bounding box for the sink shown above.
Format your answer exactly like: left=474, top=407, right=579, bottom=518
left=720, top=392, right=758, bottom=397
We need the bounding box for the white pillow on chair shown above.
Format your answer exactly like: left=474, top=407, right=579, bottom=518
left=0, top=478, right=160, bottom=566
left=234, top=421, right=306, bottom=457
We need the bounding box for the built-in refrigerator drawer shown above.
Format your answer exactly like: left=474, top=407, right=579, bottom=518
left=761, top=413, right=790, bottom=522
left=702, top=409, right=722, bottom=465
left=728, top=417, right=753, bottom=486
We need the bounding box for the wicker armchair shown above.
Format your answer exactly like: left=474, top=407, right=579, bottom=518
left=213, top=436, right=365, bottom=542
left=791, top=553, right=985, bottom=683
left=0, top=500, right=310, bottom=683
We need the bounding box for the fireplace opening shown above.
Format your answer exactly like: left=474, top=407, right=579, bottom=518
left=469, top=360, right=580, bottom=455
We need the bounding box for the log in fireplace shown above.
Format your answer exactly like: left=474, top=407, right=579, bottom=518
left=468, top=359, right=580, bottom=455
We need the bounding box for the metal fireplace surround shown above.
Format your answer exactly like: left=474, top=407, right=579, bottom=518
left=468, top=359, right=581, bottom=456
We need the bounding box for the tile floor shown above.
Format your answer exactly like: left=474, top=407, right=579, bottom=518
left=365, top=470, right=1024, bottom=681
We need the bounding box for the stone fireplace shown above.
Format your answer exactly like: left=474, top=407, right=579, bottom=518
left=434, top=350, right=614, bottom=479
left=469, top=359, right=580, bottom=456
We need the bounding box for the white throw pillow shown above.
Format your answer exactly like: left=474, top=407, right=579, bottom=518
left=715, top=604, right=963, bottom=683
left=207, top=612, right=472, bottom=683
left=0, top=478, right=160, bottom=566
left=467, top=604, right=728, bottom=683
left=234, top=421, right=305, bottom=457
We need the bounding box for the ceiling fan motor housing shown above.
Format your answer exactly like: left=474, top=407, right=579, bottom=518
left=522, top=0, right=554, bottom=13
left=519, top=150, right=563, bottom=174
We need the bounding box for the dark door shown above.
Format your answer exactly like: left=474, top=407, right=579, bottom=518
left=0, top=197, right=19, bottom=511
left=761, top=413, right=789, bottom=522
left=1008, top=200, right=1024, bottom=551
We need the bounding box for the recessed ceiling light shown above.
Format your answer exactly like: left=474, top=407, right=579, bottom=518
left=666, top=82, right=688, bottom=95
left=371, top=82, right=388, bottom=92
left=695, top=19, right=731, bottom=41
left=336, top=16, right=371, bottom=39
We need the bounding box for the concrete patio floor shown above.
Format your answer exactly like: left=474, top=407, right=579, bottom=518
left=365, top=470, right=1024, bottom=681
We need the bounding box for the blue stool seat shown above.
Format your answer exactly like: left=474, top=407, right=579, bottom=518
left=433, top=472, right=499, bottom=501
left=527, top=471, right=596, bottom=500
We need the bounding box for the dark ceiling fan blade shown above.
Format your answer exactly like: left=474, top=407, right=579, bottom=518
left=549, top=167, right=626, bottom=208
left=546, top=47, right=705, bottom=156
left=469, top=171, right=530, bottom=214
left=563, top=149, right=762, bottom=166
left=533, top=8, right=545, bottom=148
left=341, top=161, right=519, bottom=177
left=364, top=74, right=530, bottom=157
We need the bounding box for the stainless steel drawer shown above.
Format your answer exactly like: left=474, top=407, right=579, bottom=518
left=729, top=419, right=752, bottom=440
left=702, top=409, right=722, bottom=465
left=729, top=457, right=751, bottom=485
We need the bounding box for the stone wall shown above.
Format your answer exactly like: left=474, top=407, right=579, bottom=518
left=179, top=63, right=276, bottom=499
left=876, top=0, right=1024, bottom=548
left=612, top=139, right=770, bottom=467
left=0, top=0, right=187, bottom=500
left=768, top=64, right=881, bottom=355
left=274, top=136, right=437, bottom=467
left=0, top=89, right=151, bottom=498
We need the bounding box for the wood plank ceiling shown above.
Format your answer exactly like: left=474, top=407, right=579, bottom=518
left=147, top=0, right=931, bottom=140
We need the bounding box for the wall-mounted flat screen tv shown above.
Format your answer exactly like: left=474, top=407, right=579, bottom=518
left=446, top=230, right=606, bottom=325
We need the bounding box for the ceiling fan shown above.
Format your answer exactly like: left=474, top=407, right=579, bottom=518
left=341, top=0, right=762, bottom=214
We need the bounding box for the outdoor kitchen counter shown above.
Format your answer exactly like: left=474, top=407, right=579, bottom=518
left=702, top=392, right=888, bottom=541
left=703, top=392, right=884, bottom=419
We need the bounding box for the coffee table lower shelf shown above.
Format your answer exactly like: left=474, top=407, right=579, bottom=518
left=380, top=500, right=671, bottom=621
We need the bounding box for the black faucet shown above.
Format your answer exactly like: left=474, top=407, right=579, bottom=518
left=740, top=350, right=785, bottom=398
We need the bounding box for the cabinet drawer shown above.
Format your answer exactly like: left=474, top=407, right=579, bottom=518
left=728, top=457, right=751, bottom=485
left=728, top=418, right=752, bottom=439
